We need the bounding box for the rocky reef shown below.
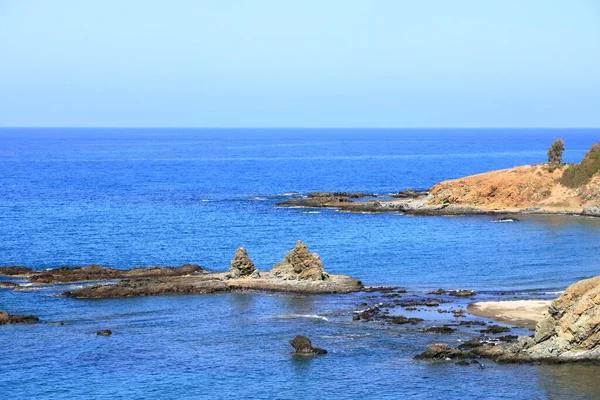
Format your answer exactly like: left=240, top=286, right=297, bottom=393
left=416, top=275, right=600, bottom=363
left=0, top=264, right=204, bottom=284
left=62, top=242, right=362, bottom=298
left=0, top=310, right=39, bottom=325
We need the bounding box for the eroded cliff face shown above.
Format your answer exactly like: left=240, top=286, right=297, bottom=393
left=526, top=276, right=600, bottom=359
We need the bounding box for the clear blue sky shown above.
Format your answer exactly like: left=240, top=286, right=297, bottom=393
left=0, top=0, right=598, bottom=128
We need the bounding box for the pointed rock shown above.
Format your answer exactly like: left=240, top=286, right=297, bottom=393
left=225, top=248, right=259, bottom=279
left=272, top=241, right=329, bottom=281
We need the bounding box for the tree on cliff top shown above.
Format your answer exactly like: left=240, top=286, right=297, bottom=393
left=547, top=139, right=565, bottom=165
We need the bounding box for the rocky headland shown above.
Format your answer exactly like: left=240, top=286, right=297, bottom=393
left=417, top=275, right=600, bottom=364
left=60, top=241, right=362, bottom=298
left=278, top=142, right=600, bottom=217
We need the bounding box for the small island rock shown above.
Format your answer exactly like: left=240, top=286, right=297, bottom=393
left=289, top=335, right=327, bottom=355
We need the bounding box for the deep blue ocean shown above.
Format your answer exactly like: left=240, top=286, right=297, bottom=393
left=1, top=128, right=600, bottom=399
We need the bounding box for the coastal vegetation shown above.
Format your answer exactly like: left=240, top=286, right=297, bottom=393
left=560, top=142, right=600, bottom=188
left=547, top=138, right=565, bottom=167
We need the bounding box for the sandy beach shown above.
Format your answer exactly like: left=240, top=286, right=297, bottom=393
left=467, top=300, right=553, bottom=329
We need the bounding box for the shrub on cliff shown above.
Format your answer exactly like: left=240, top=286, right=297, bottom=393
left=547, top=139, right=565, bottom=166
left=560, top=142, right=600, bottom=188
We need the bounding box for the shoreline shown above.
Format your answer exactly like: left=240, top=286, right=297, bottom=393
left=467, top=300, right=552, bottom=329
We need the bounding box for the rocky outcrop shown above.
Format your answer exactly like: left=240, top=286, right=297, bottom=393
left=64, top=275, right=230, bottom=298
left=0, top=266, right=33, bottom=276
left=62, top=244, right=362, bottom=298
left=96, top=329, right=112, bottom=336
left=8, top=264, right=204, bottom=284
left=416, top=276, right=600, bottom=363
left=0, top=282, right=20, bottom=289
left=225, top=248, right=259, bottom=279
left=272, top=241, right=329, bottom=281
left=289, top=335, right=327, bottom=355
left=0, top=310, right=39, bottom=325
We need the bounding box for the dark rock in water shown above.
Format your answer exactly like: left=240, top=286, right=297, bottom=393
left=272, top=241, right=329, bottom=281
left=64, top=276, right=229, bottom=298
left=428, top=288, right=446, bottom=295
left=390, top=189, right=428, bottom=199
left=425, top=326, right=456, bottom=334
left=0, top=266, right=33, bottom=276
left=494, top=217, right=520, bottom=222
left=453, top=309, right=467, bottom=317
left=456, top=360, right=481, bottom=366
left=96, top=329, right=112, bottom=336
left=448, top=290, right=476, bottom=297
left=26, top=264, right=204, bottom=284
left=225, top=248, right=259, bottom=279
left=497, top=335, right=519, bottom=343
left=459, top=320, right=487, bottom=326
left=0, top=310, right=39, bottom=325
left=289, top=335, right=327, bottom=355
left=0, top=281, right=20, bottom=289
left=383, top=315, right=423, bottom=325
left=480, top=325, right=511, bottom=335
left=415, top=343, right=469, bottom=360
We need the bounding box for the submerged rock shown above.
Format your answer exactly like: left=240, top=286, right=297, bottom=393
left=0, top=310, right=39, bottom=325
left=272, top=241, right=329, bottom=281
left=289, top=335, right=327, bottom=355
left=0, top=282, right=20, bottom=289
left=96, top=329, right=112, bottom=336
left=225, top=248, right=259, bottom=279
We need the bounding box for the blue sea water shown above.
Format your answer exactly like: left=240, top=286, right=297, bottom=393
left=1, top=128, right=600, bottom=399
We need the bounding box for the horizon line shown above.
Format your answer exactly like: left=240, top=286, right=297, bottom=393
left=1, top=126, right=599, bottom=130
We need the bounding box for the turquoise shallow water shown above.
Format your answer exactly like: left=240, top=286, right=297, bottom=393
left=1, top=128, right=600, bottom=399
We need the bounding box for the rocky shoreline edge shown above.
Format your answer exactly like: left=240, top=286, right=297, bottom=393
left=277, top=190, right=600, bottom=218
left=2, top=242, right=600, bottom=364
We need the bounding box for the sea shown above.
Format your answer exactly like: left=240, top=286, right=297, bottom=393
left=1, top=128, right=599, bottom=399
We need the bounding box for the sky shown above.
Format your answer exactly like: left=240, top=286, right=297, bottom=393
left=0, top=0, right=599, bottom=128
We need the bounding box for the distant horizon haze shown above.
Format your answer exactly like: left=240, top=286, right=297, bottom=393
left=0, top=0, right=598, bottom=128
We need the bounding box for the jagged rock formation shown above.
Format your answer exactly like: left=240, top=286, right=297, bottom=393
left=416, top=275, right=600, bottom=363
left=0, top=310, right=39, bottom=325
left=272, top=241, right=329, bottom=281
left=225, top=248, right=259, bottom=279
left=289, top=335, right=327, bottom=355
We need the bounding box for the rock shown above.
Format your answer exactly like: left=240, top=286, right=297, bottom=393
left=289, top=335, right=327, bottom=355
left=425, top=326, right=456, bottom=334
left=480, top=325, right=511, bottom=335
left=493, top=217, right=520, bottom=222
left=383, top=315, right=423, bottom=325
left=27, top=264, right=205, bottom=284
left=64, top=276, right=230, bottom=298
left=428, top=289, right=446, bottom=295
left=0, top=281, right=20, bottom=289
left=0, top=266, right=33, bottom=276
left=415, top=343, right=469, bottom=360
left=96, top=329, right=112, bottom=336
left=415, top=276, right=600, bottom=364
left=272, top=241, right=329, bottom=281
left=448, top=290, right=477, bottom=297
left=225, top=248, right=259, bottom=279
left=0, top=310, right=39, bottom=325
